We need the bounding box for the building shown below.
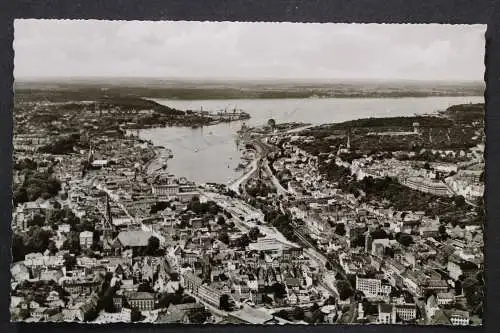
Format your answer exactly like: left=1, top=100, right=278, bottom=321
left=355, top=276, right=391, bottom=298
left=447, top=310, right=470, bottom=326
left=125, top=291, right=155, bottom=311
left=247, top=237, right=291, bottom=257
left=79, top=231, right=94, bottom=249
left=113, top=230, right=155, bottom=255
left=152, top=184, right=179, bottom=197
left=113, top=294, right=124, bottom=311
left=182, top=271, right=203, bottom=294
left=91, top=159, right=109, bottom=168
left=197, top=284, right=223, bottom=308
left=395, top=303, right=417, bottom=322
left=378, top=303, right=396, bottom=324
left=63, top=278, right=101, bottom=295
left=400, top=177, right=451, bottom=197
left=447, top=257, right=478, bottom=281
left=282, top=247, right=304, bottom=261
left=437, top=292, right=455, bottom=305
left=156, top=303, right=206, bottom=324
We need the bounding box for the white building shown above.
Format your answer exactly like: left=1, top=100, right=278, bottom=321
left=79, top=231, right=94, bottom=249
left=355, top=276, right=391, bottom=298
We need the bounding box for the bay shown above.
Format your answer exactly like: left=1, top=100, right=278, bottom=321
left=139, top=96, right=484, bottom=185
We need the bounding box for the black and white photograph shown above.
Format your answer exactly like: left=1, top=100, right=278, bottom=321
left=11, top=20, right=485, bottom=325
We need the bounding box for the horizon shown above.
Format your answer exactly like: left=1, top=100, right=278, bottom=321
left=14, top=20, right=486, bottom=82
left=14, top=76, right=485, bottom=85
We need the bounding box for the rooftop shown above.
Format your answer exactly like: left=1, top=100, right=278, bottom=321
left=115, top=230, right=154, bottom=248
left=229, top=305, right=274, bottom=324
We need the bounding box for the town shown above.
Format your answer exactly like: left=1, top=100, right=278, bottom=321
left=10, top=92, right=484, bottom=326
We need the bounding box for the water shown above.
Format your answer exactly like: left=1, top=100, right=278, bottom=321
left=139, top=96, right=484, bottom=185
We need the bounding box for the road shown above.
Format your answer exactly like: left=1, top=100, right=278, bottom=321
left=228, top=158, right=259, bottom=194
left=201, top=190, right=299, bottom=248
left=263, top=158, right=290, bottom=195
left=184, top=289, right=229, bottom=319
left=293, top=227, right=356, bottom=323
left=211, top=189, right=357, bottom=322
left=284, top=124, right=316, bottom=134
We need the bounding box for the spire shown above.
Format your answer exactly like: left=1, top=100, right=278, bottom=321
left=105, top=194, right=113, bottom=226
left=88, top=141, right=94, bottom=163
left=347, top=129, right=351, bottom=150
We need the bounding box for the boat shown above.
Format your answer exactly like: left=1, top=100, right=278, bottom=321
left=194, top=149, right=199, bottom=153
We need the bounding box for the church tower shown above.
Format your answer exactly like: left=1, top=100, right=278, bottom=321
left=87, top=141, right=95, bottom=164
left=346, top=129, right=351, bottom=150
left=102, top=193, right=115, bottom=251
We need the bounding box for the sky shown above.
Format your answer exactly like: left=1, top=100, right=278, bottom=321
left=14, top=20, right=486, bottom=81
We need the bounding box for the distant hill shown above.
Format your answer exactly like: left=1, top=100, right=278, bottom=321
left=14, top=78, right=485, bottom=100
left=98, top=96, right=185, bottom=116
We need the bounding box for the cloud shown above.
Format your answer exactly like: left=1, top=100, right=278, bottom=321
left=13, top=20, right=486, bottom=81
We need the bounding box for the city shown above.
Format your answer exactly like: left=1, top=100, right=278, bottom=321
left=10, top=20, right=485, bottom=326
left=11, top=92, right=484, bottom=325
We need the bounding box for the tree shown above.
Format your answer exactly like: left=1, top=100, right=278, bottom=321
left=267, top=118, right=276, bottom=129
left=462, top=274, right=484, bottom=315
left=27, top=214, right=45, bottom=228
left=219, top=294, right=232, bottom=311
left=271, top=282, right=287, bottom=299
left=12, top=233, right=26, bottom=262
left=371, top=228, right=388, bottom=240
left=248, top=227, right=260, bottom=241
left=63, top=253, right=77, bottom=270
left=396, top=233, right=414, bottom=247
left=130, top=307, right=142, bottom=322
left=137, top=281, right=153, bottom=293
left=47, top=240, right=58, bottom=255
left=13, top=188, right=29, bottom=206
left=335, top=223, right=346, bottom=236
left=217, top=216, right=226, bottom=226
left=83, top=307, right=99, bottom=322
left=25, top=226, right=52, bottom=254
left=189, top=309, right=210, bottom=323
left=455, top=196, right=466, bottom=207
left=61, top=231, right=81, bottom=254
left=336, top=280, right=353, bottom=300
left=145, top=236, right=160, bottom=256
left=276, top=309, right=291, bottom=320
left=237, top=234, right=250, bottom=248
left=150, top=201, right=170, bottom=214
left=292, top=306, right=305, bottom=320
left=218, top=231, right=229, bottom=245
